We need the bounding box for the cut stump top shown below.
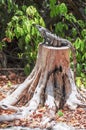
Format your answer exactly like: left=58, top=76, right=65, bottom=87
left=37, top=43, right=70, bottom=74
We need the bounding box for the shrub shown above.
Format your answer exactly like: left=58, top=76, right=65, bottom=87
left=6, top=5, right=45, bottom=74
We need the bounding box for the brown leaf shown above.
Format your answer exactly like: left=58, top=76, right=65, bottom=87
left=8, top=73, right=16, bottom=80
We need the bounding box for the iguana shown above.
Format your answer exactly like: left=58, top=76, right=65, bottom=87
left=36, top=25, right=73, bottom=47
left=36, top=25, right=76, bottom=79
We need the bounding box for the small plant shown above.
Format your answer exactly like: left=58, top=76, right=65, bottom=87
left=57, top=110, right=64, bottom=117
left=7, top=81, right=12, bottom=87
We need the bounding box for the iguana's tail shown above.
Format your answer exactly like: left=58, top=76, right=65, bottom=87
left=71, top=46, right=77, bottom=80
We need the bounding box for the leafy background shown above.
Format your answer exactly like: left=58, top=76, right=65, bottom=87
left=0, top=0, right=86, bottom=87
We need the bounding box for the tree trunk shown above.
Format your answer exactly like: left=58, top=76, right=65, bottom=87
left=0, top=43, right=85, bottom=124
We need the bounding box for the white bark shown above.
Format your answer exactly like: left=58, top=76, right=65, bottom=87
left=0, top=113, right=22, bottom=122
left=65, top=69, right=82, bottom=110
left=0, top=104, right=19, bottom=112
left=22, top=70, right=48, bottom=117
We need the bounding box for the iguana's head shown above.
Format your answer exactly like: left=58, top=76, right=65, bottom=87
left=36, top=25, right=42, bottom=32
left=36, top=25, right=46, bottom=37
left=36, top=25, right=41, bottom=30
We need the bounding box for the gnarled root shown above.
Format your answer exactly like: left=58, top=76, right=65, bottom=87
left=64, top=69, right=86, bottom=110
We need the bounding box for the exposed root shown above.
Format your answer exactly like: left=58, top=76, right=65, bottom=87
left=0, top=79, right=32, bottom=106
left=26, top=68, right=41, bottom=103
left=26, top=64, right=38, bottom=80
left=64, top=69, right=86, bottom=110
left=0, top=104, right=20, bottom=112
left=0, top=113, right=22, bottom=122
left=77, top=88, right=86, bottom=100
left=22, top=70, right=48, bottom=117
left=0, top=70, right=38, bottom=106
left=41, top=116, right=55, bottom=128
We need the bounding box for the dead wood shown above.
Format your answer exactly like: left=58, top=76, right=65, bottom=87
left=0, top=43, right=86, bottom=124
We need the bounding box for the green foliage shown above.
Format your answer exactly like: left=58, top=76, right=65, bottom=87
left=6, top=5, right=45, bottom=74
left=50, top=2, right=68, bottom=17
left=0, top=0, right=18, bottom=13
left=55, top=22, right=68, bottom=37
left=49, top=0, right=86, bottom=87
left=76, top=76, right=86, bottom=88
left=0, top=0, right=18, bottom=51
left=74, top=38, right=86, bottom=82
left=0, top=0, right=86, bottom=86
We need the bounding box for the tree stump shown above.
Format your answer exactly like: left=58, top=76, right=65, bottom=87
left=0, top=43, right=85, bottom=123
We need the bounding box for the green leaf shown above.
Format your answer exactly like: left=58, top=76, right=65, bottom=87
left=81, top=29, right=86, bottom=38
left=25, top=34, right=31, bottom=44
left=55, top=22, right=67, bottom=37
left=65, top=13, right=77, bottom=23
left=49, top=0, right=56, bottom=5
left=0, top=0, right=5, bottom=4
left=7, top=81, right=12, bottom=87
left=50, top=10, right=54, bottom=18
left=7, top=22, right=12, bottom=27
left=12, top=16, right=19, bottom=21
left=76, top=77, right=82, bottom=87
left=57, top=110, right=64, bottom=117
left=6, top=30, right=13, bottom=40
left=31, top=27, right=35, bottom=36
left=26, top=6, right=37, bottom=17
left=74, top=38, right=81, bottom=49
left=59, top=3, right=68, bottom=15
left=72, top=28, right=77, bottom=37
left=22, top=26, right=27, bottom=34
left=80, top=40, right=84, bottom=52
left=14, top=26, right=22, bottom=38
left=22, top=5, right=27, bottom=12
left=15, top=10, right=23, bottom=16
left=77, top=20, right=85, bottom=28
left=77, top=63, right=81, bottom=72
left=39, top=18, right=45, bottom=26
left=24, top=64, right=30, bottom=75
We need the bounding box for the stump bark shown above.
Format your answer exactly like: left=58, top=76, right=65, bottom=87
left=0, top=43, right=85, bottom=123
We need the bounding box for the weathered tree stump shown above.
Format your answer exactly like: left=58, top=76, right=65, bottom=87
left=0, top=43, right=85, bottom=123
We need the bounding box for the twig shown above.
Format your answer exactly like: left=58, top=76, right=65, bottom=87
left=0, top=68, right=24, bottom=71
